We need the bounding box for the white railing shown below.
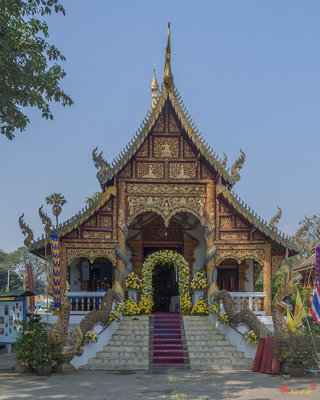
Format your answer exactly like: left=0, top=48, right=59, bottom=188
left=229, top=292, right=265, bottom=315
left=66, top=291, right=106, bottom=313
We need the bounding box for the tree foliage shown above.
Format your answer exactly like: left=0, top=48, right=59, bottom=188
left=292, top=214, right=320, bottom=264
left=45, top=192, right=67, bottom=227
left=85, top=191, right=101, bottom=207
left=0, top=0, right=73, bottom=139
left=0, top=247, right=46, bottom=293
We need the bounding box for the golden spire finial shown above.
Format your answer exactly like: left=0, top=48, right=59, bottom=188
left=163, top=20, right=173, bottom=88
left=150, top=64, right=159, bottom=108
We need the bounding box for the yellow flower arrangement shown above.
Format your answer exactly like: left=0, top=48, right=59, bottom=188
left=209, top=303, right=220, bottom=315
left=83, top=330, right=98, bottom=345
left=122, top=298, right=141, bottom=316
left=190, top=272, right=207, bottom=290
left=218, top=312, right=229, bottom=326
left=108, top=302, right=124, bottom=323
left=191, top=297, right=209, bottom=316
left=140, top=250, right=191, bottom=313
left=125, top=272, right=142, bottom=289
left=243, top=330, right=259, bottom=345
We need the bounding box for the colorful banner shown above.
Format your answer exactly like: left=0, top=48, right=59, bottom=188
left=26, top=264, right=35, bottom=312
left=50, top=235, right=61, bottom=307
left=315, top=248, right=320, bottom=287
left=310, top=248, right=320, bottom=323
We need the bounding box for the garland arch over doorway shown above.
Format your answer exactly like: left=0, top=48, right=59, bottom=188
left=140, top=250, right=192, bottom=313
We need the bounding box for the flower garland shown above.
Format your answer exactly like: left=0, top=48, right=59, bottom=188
left=108, top=303, right=124, bottom=323
left=125, top=272, right=142, bottom=290
left=209, top=303, right=220, bottom=315
left=140, top=250, right=191, bottom=313
left=243, top=330, right=259, bottom=345
left=190, top=272, right=207, bottom=290
left=83, top=330, right=98, bottom=345
left=191, top=297, right=208, bottom=316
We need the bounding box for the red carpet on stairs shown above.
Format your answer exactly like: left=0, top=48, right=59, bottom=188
left=152, top=313, right=185, bottom=366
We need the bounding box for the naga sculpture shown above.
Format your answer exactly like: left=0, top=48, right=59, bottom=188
left=269, top=206, right=282, bottom=233
left=18, top=214, right=34, bottom=248
left=208, top=250, right=294, bottom=338
left=221, top=152, right=228, bottom=168
left=231, top=149, right=245, bottom=182
left=92, top=146, right=111, bottom=185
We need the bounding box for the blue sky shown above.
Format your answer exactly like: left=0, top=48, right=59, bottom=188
left=1, top=0, right=319, bottom=252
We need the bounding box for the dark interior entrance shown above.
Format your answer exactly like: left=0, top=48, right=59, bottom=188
left=143, top=247, right=181, bottom=312
left=217, top=267, right=239, bottom=291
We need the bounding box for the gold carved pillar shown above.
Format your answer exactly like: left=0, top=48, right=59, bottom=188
left=59, top=241, right=67, bottom=293
left=239, top=263, right=249, bottom=292
left=183, top=240, right=199, bottom=275
left=127, top=240, right=143, bottom=276
left=116, top=181, right=126, bottom=297
left=263, top=244, right=272, bottom=315
left=205, top=180, right=216, bottom=284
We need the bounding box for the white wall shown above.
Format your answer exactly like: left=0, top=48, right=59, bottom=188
left=245, top=258, right=254, bottom=292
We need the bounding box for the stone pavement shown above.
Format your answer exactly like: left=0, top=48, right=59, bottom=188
left=0, top=366, right=320, bottom=400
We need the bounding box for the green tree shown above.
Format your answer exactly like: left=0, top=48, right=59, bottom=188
left=292, top=214, right=320, bottom=264
left=0, top=247, right=46, bottom=293
left=85, top=191, right=101, bottom=207
left=0, top=0, right=73, bottom=140
left=45, top=193, right=67, bottom=227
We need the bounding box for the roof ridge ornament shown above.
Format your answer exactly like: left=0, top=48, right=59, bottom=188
left=269, top=206, right=282, bottom=233
left=231, top=149, right=245, bottom=182
left=163, top=21, right=173, bottom=89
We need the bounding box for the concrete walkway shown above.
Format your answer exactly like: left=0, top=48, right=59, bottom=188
left=0, top=363, right=319, bottom=400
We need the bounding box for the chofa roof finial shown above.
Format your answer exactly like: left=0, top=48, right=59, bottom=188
left=150, top=64, right=159, bottom=108
left=163, top=20, right=173, bottom=88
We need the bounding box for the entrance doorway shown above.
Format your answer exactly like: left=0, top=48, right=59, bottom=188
left=217, top=267, right=239, bottom=291
left=143, top=247, right=181, bottom=312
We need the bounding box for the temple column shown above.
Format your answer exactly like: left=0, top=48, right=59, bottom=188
left=183, top=240, right=199, bottom=276
left=263, top=244, right=272, bottom=315
left=205, top=180, right=216, bottom=286
left=116, top=181, right=127, bottom=298
left=127, top=240, right=143, bottom=276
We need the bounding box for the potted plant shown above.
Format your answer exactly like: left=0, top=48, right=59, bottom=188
left=190, top=272, right=207, bottom=304
left=14, top=316, right=62, bottom=375
left=274, top=331, right=316, bottom=377
left=125, top=272, right=142, bottom=303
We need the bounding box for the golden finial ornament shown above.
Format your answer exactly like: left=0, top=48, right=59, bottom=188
left=269, top=206, right=282, bottom=232
left=163, top=21, right=173, bottom=88
left=150, top=65, right=159, bottom=108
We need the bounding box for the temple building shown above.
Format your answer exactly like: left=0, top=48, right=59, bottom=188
left=23, top=23, right=297, bottom=316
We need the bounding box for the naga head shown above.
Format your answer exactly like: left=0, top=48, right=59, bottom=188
left=273, top=263, right=294, bottom=312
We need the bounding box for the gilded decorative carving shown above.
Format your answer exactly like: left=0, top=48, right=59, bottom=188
left=152, top=111, right=165, bottom=133
left=100, top=216, right=112, bottom=227
left=184, top=141, right=196, bottom=158
left=100, top=200, right=112, bottom=212
left=220, top=217, right=232, bottom=229
left=272, top=255, right=284, bottom=277
left=254, top=233, right=265, bottom=241
left=83, top=216, right=97, bottom=228
left=253, top=264, right=262, bottom=286
left=137, top=162, right=164, bottom=178
left=220, top=232, right=249, bottom=241
left=169, top=163, right=196, bottom=179
left=127, top=183, right=205, bottom=195
left=64, top=230, right=78, bottom=239
left=154, top=137, right=179, bottom=158
left=263, top=244, right=272, bottom=315
left=127, top=194, right=206, bottom=227
left=119, top=163, right=132, bottom=178
left=215, top=244, right=265, bottom=266
left=136, top=139, right=149, bottom=158
left=82, top=231, right=111, bottom=239
left=220, top=201, right=232, bottom=214
left=168, top=113, right=180, bottom=133
left=127, top=240, right=143, bottom=275
left=236, top=218, right=249, bottom=228
left=239, top=264, right=249, bottom=291
left=183, top=240, right=199, bottom=271
left=66, top=248, right=116, bottom=265
left=201, top=164, right=213, bottom=179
